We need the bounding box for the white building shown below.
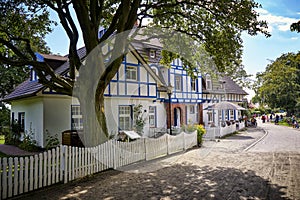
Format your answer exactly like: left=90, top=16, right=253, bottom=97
left=1, top=41, right=247, bottom=147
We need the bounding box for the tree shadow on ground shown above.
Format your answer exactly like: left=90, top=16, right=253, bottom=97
left=17, top=162, right=289, bottom=200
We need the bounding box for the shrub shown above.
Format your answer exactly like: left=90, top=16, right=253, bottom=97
left=6, top=120, right=22, bottom=145
left=19, top=132, right=38, bottom=152
left=195, top=124, right=206, bottom=147
left=18, top=124, right=39, bottom=152
left=45, top=130, right=60, bottom=150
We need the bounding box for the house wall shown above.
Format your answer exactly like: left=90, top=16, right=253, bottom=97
left=169, top=58, right=202, bottom=103
left=43, top=96, right=72, bottom=147
left=104, top=97, right=166, bottom=138
left=11, top=97, right=44, bottom=146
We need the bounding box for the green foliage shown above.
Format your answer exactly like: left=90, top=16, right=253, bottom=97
left=0, top=135, right=4, bottom=144
left=291, top=20, right=300, bottom=32
left=1, top=0, right=270, bottom=139
left=195, top=124, right=206, bottom=147
left=45, top=130, right=60, bottom=151
left=0, top=104, right=10, bottom=134
left=255, top=52, right=300, bottom=115
left=133, top=104, right=146, bottom=135
left=5, top=120, right=22, bottom=145
left=0, top=0, right=52, bottom=99
left=183, top=124, right=206, bottom=146
left=19, top=132, right=38, bottom=152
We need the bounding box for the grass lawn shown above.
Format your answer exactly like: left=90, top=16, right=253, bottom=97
left=0, top=135, right=4, bottom=144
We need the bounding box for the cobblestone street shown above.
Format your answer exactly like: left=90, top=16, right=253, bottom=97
left=14, top=124, right=300, bottom=200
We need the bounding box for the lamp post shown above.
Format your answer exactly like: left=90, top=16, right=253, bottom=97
left=167, top=85, right=173, bottom=135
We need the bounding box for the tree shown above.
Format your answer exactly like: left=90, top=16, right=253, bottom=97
left=0, top=1, right=52, bottom=98
left=0, top=0, right=269, bottom=146
left=254, top=52, right=300, bottom=115
left=0, top=1, right=52, bottom=129
left=291, top=20, right=300, bottom=33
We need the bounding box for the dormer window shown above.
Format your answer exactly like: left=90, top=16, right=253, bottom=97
left=191, top=79, right=196, bottom=91
left=151, top=67, right=158, bottom=75
left=206, top=76, right=212, bottom=90
left=149, top=50, right=156, bottom=58
left=30, top=67, right=38, bottom=81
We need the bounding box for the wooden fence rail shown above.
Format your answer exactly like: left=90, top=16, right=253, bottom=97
left=0, top=131, right=197, bottom=199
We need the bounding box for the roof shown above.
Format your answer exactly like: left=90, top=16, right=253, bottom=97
left=1, top=47, right=86, bottom=102
left=39, top=53, right=68, bottom=61
left=223, top=76, right=248, bottom=95
left=202, top=75, right=248, bottom=95
left=1, top=43, right=167, bottom=102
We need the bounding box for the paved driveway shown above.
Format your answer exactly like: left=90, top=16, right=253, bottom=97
left=14, top=124, right=300, bottom=200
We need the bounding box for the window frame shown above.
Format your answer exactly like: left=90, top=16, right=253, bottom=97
left=18, top=112, right=25, bottom=133
left=189, top=105, right=195, bottom=114
left=149, top=50, right=156, bottom=58
left=206, top=77, right=212, bottom=90
left=175, top=75, right=182, bottom=91
left=125, top=66, right=137, bottom=81
left=191, top=79, right=196, bottom=91
left=119, top=105, right=132, bottom=131
left=148, top=106, right=157, bottom=128
left=71, top=105, right=83, bottom=130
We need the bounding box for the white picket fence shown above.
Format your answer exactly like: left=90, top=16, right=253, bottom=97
left=204, top=121, right=246, bottom=139
left=0, top=131, right=197, bottom=199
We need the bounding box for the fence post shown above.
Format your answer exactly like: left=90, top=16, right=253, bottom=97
left=113, top=140, right=116, bottom=169
left=2, top=158, right=7, bottom=199
left=13, top=157, right=19, bottom=196
left=64, top=146, right=68, bottom=184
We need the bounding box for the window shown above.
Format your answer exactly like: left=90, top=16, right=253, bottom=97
left=119, top=106, right=132, bottom=130
left=30, top=68, right=38, bottom=81
left=126, top=66, right=137, bottom=80
left=208, top=111, right=213, bottom=122
left=230, top=110, right=234, bottom=120
left=149, top=106, right=156, bottom=127
left=175, top=75, right=182, bottom=91
left=11, top=112, right=15, bottom=124
left=206, top=77, right=212, bottom=90
left=191, top=79, right=196, bottom=91
left=149, top=50, right=156, bottom=58
left=18, top=112, right=25, bottom=132
left=151, top=67, right=158, bottom=75
left=190, top=105, right=195, bottom=114
left=71, top=105, right=83, bottom=130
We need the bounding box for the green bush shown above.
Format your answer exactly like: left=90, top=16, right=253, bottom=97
left=195, top=124, right=206, bottom=147
left=45, top=130, right=60, bottom=150
left=18, top=131, right=39, bottom=152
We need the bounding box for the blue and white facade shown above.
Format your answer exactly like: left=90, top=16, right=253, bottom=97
left=3, top=42, right=248, bottom=147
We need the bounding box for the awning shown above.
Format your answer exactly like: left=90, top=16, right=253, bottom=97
left=204, top=101, right=246, bottom=110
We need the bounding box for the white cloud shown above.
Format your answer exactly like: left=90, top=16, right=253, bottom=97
left=257, top=8, right=297, bottom=32
left=291, top=37, right=298, bottom=40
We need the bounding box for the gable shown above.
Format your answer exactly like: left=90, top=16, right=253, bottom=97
left=105, top=51, right=158, bottom=98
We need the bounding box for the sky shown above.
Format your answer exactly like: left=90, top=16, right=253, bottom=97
left=241, top=0, right=300, bottom=76
left=45, top=0, right=300, bottom=85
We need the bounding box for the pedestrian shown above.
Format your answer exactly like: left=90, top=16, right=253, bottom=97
left=261, top=114, right=266, bottom=123
left=294, top=120, right=299, bottom=129
left=275, top=114, right=279, bottom=125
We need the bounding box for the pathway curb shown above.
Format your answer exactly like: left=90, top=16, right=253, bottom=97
left=243, top=128, right=268, bottom=152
